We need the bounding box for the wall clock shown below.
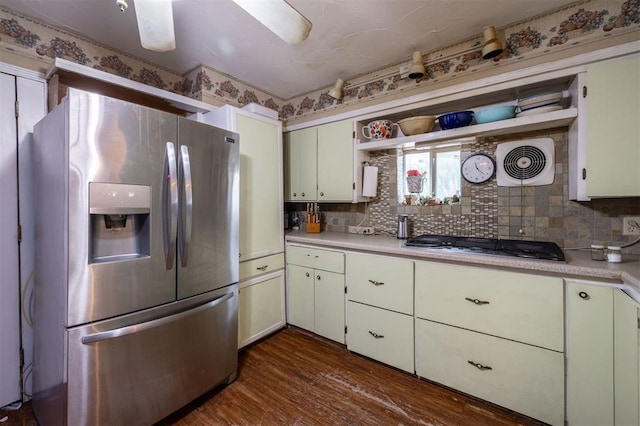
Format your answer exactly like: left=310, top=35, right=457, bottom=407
left=461, top=153, right=495, bottom=184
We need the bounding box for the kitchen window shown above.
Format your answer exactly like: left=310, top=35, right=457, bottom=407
left=398, top=147, right=461, bottom=203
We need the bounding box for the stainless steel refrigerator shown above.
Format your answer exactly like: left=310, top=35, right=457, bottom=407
left=32, top=88, right=239, bottom=425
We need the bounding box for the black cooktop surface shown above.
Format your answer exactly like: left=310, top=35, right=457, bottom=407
left=404, top=234, right=565, bottom=262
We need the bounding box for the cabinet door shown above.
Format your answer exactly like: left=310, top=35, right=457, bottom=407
left=314, top=270, right=345, bottom=344
left=586, top=54, right=640, bottom=197
left=285, top=127, right=316, bottom=201
left=236, top=114, right=283, bottom=260
left=614, top=289, right=640, bottom=426
left=566, top=282, right=614, bottom=426
left=286, top=264, right=315, bottom=331
left=0, top=72, right=21, bottom=407
left=238, top=271, right=286, bottom=349
left=317, top=120, right=353, bottom=202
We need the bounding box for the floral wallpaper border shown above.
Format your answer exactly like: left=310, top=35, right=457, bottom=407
left=0, top=0, right=638, bottom=121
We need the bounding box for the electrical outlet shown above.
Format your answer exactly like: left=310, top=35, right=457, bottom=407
left=623, top=216, right=640, bottom=236
left=399, top=63, right=411, bottom=79
left=348, top=226, right=375, bottom=235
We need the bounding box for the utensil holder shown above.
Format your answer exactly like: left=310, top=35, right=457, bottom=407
left=306, top=222, right=320, bottom=233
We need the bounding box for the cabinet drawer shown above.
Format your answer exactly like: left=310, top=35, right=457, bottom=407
left=346, top=253, right=413, bottom=314
left=346, top=301, right=413, bottom=373
left=415, top=261, right=563, bottom=351
left=239, top=253, right=284, bottom=281
left=286, top=245, right=344, bottom=273
left=415, top=319, right=564, bottom=426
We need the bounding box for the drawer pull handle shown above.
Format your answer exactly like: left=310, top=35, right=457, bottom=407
left=256, top=265, right=268, bottom=271
left=368, top=331, right=384, bottom=339
left=468, top=360, right=492, bottom=371
left=368, top=279, right=384, bottom=286
left=305, top=272, right=310, bottom=277
left=465, top=297, right=490, bottom=305
left=578, top=291, right=590, bottom=300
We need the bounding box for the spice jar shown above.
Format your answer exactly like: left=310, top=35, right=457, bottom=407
left=606, top=246, right=622, bottom=263
left=590, top=244, right=606, bottom=261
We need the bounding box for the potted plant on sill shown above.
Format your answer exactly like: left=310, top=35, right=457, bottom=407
left=406, top=169, right=426, bottom=193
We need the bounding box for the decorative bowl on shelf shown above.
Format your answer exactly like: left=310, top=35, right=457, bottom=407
left=474, top=105, right=516, bottom=124
left=438, top=111, right=474, bottom=130
left=397, top=116, right=436, bottom=136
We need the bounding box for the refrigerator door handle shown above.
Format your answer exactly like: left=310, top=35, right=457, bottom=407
left=163, top=142, right=179, bottom=269
left=178, top=145, right=193, bottom=267
left=81, top=291, right=234, bottom=345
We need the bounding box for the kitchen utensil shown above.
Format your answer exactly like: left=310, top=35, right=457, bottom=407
left=474, top=105, right=516, bottom=124
left=396, top=116, right=436, bottom=136
left=438, top=111, right=474, bottom=130
left=362, top=120, right=394, bottom=140
left=397, top=214, right=408, bottom=239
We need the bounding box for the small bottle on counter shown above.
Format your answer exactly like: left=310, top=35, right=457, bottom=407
left=591, top=244, right=606, bottom=261
left=606, top=246, right=622, bottom=263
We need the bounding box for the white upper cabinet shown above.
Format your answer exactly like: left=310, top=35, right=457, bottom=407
left=285, top=119, right=356, bottom=203
left=584, top=54, right=640, bottom=198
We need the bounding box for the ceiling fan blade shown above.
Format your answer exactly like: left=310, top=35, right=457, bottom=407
left=134, top=0, right=176, bottom=52
left=231, top=0, right=312, bottom=45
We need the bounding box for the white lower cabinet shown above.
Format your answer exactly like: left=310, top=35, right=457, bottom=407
left=566, top=281, right=614, bottom=425
left=238, top=270, right=286, bottom=349
left=286, top=245, right=346, bottom=344
left=346, top=301, right=414, bottom=373
left=613, top=289, right=639, bottom=426
left=415, top=319, right=564, bottom=426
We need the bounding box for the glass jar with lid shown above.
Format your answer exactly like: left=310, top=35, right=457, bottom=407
left=591, top=244, right=606, bottom=261
left=606, top=246, right=622, bottom=263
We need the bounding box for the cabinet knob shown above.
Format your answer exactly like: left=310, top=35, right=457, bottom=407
left=368, top=279, right=384, bottom=286
left=468, top=360, right=493, bottom=371
left=301, top=192, right=305, bottom=197
left=293, top=192, right=297, bottom=197
left=320, top=192, right=324, bottom=196
left=305, top=272, right=310, bottom=277
left=316, top=275, right=321, bottom=280
left=578, top=291, right=590, bottom=300
left=368, top=331, right=384, bottom=339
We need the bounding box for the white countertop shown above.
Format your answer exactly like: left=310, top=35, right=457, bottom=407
left=285, top=230, right=640, bottom=300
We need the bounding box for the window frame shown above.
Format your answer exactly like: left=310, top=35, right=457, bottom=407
left=399, top=145, right=461, bottom=202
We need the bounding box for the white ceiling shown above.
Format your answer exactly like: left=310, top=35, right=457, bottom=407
left=1, top=0, right=580, bottom=99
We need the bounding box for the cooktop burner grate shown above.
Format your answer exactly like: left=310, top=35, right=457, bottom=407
left=405, top=234, right=565, bottom=261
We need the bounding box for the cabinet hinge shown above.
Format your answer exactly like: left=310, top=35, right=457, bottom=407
left=14, top=100, right=19, bottom=118
left=352, top=131, right=355, bottom=139
left=582, top=86, right=587, bottom=98
left=352, top=182, right=356, bottom=190
left=19, top=347, right=24, bottom=368
left=17, top=224, right=22, bottom=243
left=344, top=325, right=348, bottom=334
left=344, top=286, right=347, bottom=294
left=582, top=168, right=587, bottom=180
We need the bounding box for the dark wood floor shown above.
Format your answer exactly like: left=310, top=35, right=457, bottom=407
left=5, top=327, right=545, bottom=425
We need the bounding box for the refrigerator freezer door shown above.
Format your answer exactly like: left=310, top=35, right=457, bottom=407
left=67, top=91, right=177, bottom=326
left=176, top=118, right=239, bottom=299
left=66, top=286, right=238, bottom=426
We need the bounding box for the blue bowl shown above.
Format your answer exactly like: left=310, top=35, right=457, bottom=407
left=438, top=111, right=474, bottom=130
left=474, top=105, right=516, bottom=124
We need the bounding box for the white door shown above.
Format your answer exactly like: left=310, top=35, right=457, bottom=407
left=16, top=74, right=47, bottom=400
left=0, top=71, right=21, bottom=407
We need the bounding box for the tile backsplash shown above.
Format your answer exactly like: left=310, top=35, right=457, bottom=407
left=288, top=128, right=640, bottom=254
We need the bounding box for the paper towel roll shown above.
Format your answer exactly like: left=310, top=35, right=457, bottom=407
left=362, top=166, right=378, bottom=197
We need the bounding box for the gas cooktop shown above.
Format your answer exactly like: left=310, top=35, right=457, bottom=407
left=404, top=234, right=565, bottom=262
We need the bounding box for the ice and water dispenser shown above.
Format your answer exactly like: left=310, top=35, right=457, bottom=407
left=89, top=182, right=151, bottom=263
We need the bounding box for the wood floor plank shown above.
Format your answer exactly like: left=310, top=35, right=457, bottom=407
left=160, top=327, right=546, bottom=426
